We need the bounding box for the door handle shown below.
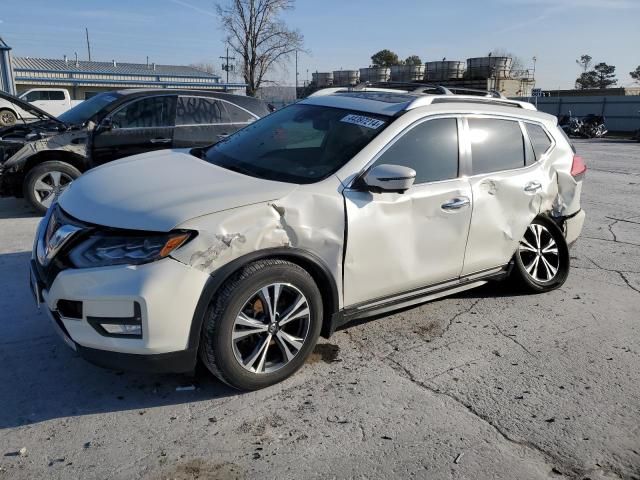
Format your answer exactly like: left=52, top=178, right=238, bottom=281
left=524, top=181, right=542, bottom=193
left=441, top=197, right=470, bottom=211
left=149, top=137, right=172, bottom=144
left=217, top=133, right=230, bottom=140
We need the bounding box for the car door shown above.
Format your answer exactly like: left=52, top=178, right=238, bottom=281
left=342, top=117, right=473, bottom=306
left=91, top=95, right=176, bottom=166
left=460, top=116, right=547, bottom=276
left=173, top=96, right=254, bottom=148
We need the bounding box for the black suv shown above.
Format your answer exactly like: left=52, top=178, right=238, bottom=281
left=0, top=89, right=270, bottom=212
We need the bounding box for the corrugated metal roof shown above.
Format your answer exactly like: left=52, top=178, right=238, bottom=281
left=12, top=56, right=220, bottom=80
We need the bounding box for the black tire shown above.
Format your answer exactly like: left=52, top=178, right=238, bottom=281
left=0, top=109, right=17, bottom=127
left=23, top=161, right=81, bottom=214
left=511, top=216, right=570, bottom=293
left=199, top=259, right=323, bottom=391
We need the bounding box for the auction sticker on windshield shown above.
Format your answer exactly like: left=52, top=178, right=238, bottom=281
left=340, top=114, right=385, bottom=129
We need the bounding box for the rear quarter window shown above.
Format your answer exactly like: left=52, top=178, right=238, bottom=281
left=525, top=123, right=553, bottom=161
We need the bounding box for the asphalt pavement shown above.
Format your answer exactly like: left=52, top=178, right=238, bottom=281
left=0, top=139, right=638, bottom=479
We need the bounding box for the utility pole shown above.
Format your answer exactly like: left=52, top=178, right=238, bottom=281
left=85, top=27, right=91, bottom=62
left=219, top=46, right=236, bottom=85
left=295, top=49, right=298, bottom=98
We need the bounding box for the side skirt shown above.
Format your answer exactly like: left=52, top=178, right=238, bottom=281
left=331, top=266, right=508, bottom=333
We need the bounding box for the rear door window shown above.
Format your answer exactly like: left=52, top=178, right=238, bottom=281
left=372, top=118, right=459, bottom=184
left=468, top=118, right=525, bottom=175
left=48, top=90, right=66, bottom=101
left=176, top=96, right=227, bottom=125
left=525, top=123, right=553, bottom=162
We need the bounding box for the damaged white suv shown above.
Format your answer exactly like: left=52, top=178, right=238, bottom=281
left=30, top=88, right=586, bottom=390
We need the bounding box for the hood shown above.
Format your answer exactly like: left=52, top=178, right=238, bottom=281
left=0, top=90, right=63, bottom=125
left=58, top=150, right=298, bottom=231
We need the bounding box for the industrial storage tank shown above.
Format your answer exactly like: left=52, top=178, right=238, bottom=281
left=466, top=57, right=512, bottom=79
left=359, top=67, right=391, bottom=83
left=312, top=72, right=333, bottom=87
left=333, top=70, right=359, bottom=86
left=390, top=64, right=425, bottom=82
left=424, top=61, right=466, bottom=81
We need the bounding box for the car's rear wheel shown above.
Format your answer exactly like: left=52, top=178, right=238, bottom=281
left=0, top=109, right=17, bottom=127
left=23, top=161, right=81, bottom=214
left=512, top=216, right=569, bottom=293
left=200, top=259, right=322, bottom=390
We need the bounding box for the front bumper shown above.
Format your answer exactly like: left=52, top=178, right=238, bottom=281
left=30, top=256, right=210, bottom=373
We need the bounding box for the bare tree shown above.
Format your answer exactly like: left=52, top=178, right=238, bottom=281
left=189, top=62, right=217, bottom=75
left=490, top=48, right=524, bottom=71
left=216, top=0, right=304, bottom=96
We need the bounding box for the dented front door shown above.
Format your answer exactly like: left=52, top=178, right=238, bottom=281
left=461, top=116, right=547, bottom=275
left=342, top=179, right=473, bottom=307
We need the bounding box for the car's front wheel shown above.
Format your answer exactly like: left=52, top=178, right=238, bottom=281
left=23, top=161, right=81, bottom=214
left=200, top=259, right=322, bottom=390
left=0, top=109, right=17, bottom=127
left=512, top=216, right=569, bottom=293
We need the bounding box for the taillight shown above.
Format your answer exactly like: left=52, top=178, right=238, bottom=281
left=571, top=155, right=587, bottom=178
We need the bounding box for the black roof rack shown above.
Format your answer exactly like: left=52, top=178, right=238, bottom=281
left=354, top=81, right=505, bottom=99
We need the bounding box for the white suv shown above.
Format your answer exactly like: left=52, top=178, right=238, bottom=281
left=30, top=88, right=586, bottom=390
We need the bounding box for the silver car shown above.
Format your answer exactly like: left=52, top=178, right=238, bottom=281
left=30, top=88, right=586, bottom=390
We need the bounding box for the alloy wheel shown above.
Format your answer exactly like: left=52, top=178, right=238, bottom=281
left=33, top=171, right=73, bottom=208
left=232, top=283, right=311, bottom=374
left=518, top=223, right=560, bottom=283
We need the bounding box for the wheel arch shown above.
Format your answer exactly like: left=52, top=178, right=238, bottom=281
left=186, top=247, right=340, bottom=351
left=23, top=150, right=89, bottom=176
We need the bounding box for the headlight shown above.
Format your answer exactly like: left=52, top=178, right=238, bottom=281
left=68, top=231, right=194, bottom=268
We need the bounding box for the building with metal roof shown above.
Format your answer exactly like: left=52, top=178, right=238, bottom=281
left=9, top=54, right=246, bottom=99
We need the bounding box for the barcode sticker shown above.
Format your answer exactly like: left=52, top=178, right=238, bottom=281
left=340, top=114, right=385, bottom=129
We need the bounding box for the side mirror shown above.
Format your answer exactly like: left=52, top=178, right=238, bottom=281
left=362, top=164, right=416, bottom=193
left=97, top=117, right=113, bottom=132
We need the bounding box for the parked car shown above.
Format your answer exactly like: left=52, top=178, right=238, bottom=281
left=0, top=88, right=82, bottom=126
left=0, top=89, right=270, bottom=212
left=30, top=87, right=586, bottom=390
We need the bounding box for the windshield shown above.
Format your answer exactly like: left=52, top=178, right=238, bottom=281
left=204, top=103, right=390, bottom=184
left=58, top=92, right=122, bottom=125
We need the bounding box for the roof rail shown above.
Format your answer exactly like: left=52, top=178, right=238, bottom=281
left=364, top=82, right=505, bottom=99
left=443, top=86, right=504, bottom=99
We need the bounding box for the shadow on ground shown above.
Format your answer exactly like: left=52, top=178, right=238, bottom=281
left=0, top=243, right=523, bottom=431
left=0, top=197, right=40, bottom=220
left=0, top=250, right=239, bottom=430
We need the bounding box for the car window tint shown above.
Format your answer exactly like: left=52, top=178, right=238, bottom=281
left=525, top=123, right=553, bottom=161
left=225, top=102, right=255, bottom=123
left=25, top=91, right=43, bottom=101
left=112, top=96, right=175, bottom=129
left=176, top=96, right=227, bottom=125
left=373, top=118, right=459, bottom=184
left=468, top=118, right=525, bottom=174
left=49, top=91, right=66, bottom=101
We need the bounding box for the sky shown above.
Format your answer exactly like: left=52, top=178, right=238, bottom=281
left=0, top=0, right=638, bottom=89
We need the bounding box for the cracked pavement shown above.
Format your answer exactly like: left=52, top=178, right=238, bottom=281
left=1, top=139, right=639, bottom=479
